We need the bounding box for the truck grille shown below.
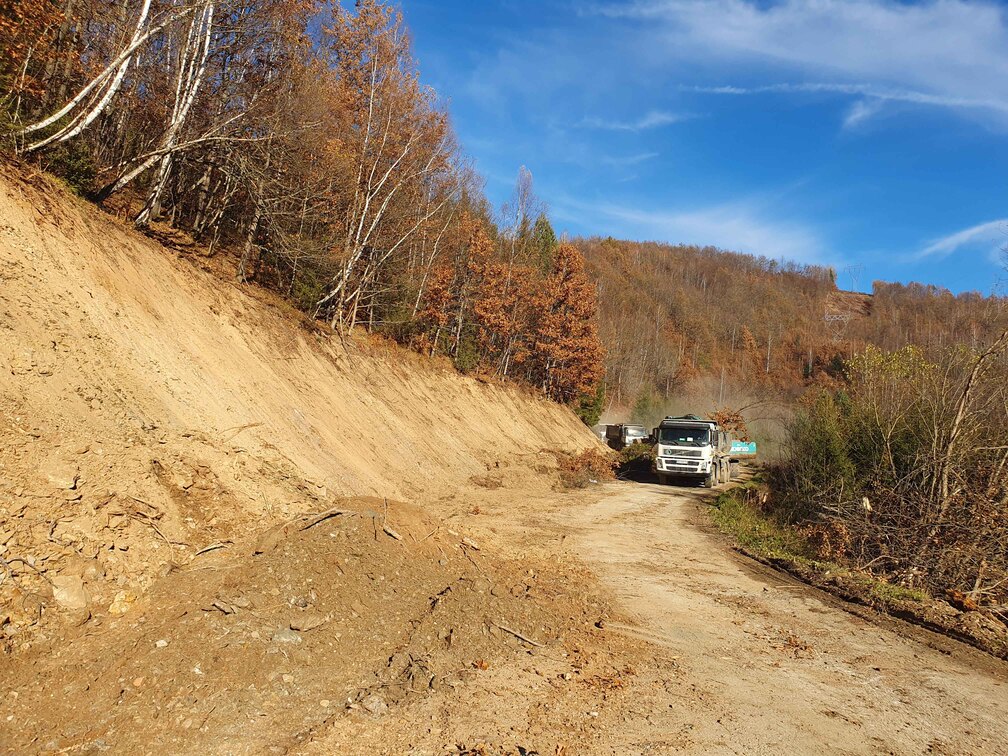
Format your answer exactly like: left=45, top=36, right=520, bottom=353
left=660, top=458, right=700, bottom=471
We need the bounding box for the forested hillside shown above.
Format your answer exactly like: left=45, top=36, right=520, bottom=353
left=580, top=237, right=1006, bottom=422
left=1, top=0, right=603, bottom=415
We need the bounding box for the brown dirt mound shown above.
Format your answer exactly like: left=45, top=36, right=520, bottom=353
left=0, top=496, right=627, bottom=753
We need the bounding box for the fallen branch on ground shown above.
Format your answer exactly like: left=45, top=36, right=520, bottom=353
left=128, top=512, right=184, bottom=552
left=495, top=622, right=544, bottom=647
left=127, top=495, right=163, bottom=517
left=2, top=555, right=54, bottom=586
left=381, top=497, right=403, bottom=540
left=195, top=541, right=232, bottom=556
left=0, top=556, right=22, bottom=590
left=300, top=508, right=357, bottom=530
left=222, top=422, right=262, bottom=441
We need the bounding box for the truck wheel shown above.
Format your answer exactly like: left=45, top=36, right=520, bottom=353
left=657, top=473, right=668, bottom=486
left=705, top=469, right=716, bottom=488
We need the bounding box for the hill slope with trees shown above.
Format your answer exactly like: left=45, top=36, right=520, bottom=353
left=4, top=0, right=1004, bottom=435
left=1, top=0, right=605, bottom=418
left=578, top=237, right=1006, bottom=424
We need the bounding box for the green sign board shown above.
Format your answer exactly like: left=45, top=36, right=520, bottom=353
left=730, top=441, right=757, bottom=456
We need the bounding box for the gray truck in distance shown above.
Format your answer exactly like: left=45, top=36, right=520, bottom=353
left=653, top=415, right=735, bottom=488
left=605, top=423, right=648, bottom=451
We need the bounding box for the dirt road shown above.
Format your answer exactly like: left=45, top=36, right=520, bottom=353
left=4, top=476, right=1007, bottom=754
left=552, top=481, right=1008, bottom=754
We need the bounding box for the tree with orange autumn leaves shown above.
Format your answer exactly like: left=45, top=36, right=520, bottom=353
left=0, top=0, right=62, bottom=108
left=416, top=213, right=604, bottom=410
left=2, top=0, right=607, bottom=417
left=529, top=241, right=604, bottom=402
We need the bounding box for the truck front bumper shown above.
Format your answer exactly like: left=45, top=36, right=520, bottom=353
left=654, top=457, right=710, bottom=476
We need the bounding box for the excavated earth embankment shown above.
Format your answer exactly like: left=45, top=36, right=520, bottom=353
left=0, top=166, right=636, bottom=754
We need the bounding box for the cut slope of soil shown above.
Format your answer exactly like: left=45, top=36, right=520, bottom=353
left=825, top=289, right=873, bottom=319
left=0, top=164, right=595, bottom=655
left=0, top=164, right=643, bottom=754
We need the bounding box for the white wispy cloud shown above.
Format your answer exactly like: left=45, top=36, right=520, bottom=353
left=917, top=220, right=1008, bottom=260
left=689, top=82, right=1008, bottom=121
left=599, top=151, right=660, bottom=166
left=591, top=0, right=1008, bottom=126
left=552, top=194, right=829, bottom=265
left=582, top=110, right=691, bottom=131
left=842, top=99, right=885, bottom=130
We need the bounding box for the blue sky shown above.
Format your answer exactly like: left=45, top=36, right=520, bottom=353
left=402, top=0, right=1008, bottom=294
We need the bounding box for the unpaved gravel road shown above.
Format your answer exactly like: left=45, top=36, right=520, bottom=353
left=553, top=482, right=1008, bottom=754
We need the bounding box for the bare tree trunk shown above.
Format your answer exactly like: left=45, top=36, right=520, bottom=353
left=136, top=1, right=215, bottom=227
left=411, top=204, right=455, bottom=316
left=932, top=330, right=1008, bottom=519
left=93, top=110, right=246, bottom=202
left=238, top=205, right=262, bottom=282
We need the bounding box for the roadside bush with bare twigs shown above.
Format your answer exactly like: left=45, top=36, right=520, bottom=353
left=558, top=448, right=616, bottom=489
left=771, top=334, right=1008, bottom=609
left=612, top=441, right=654, bottom=479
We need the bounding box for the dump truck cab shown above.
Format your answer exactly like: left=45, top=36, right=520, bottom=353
left=605, top=423, right=648, bottom=451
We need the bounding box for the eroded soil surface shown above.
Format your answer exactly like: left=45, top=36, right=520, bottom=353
left=548, top=483, right=1008, bottom=754
left=304, top=480, right=1008, bottom=754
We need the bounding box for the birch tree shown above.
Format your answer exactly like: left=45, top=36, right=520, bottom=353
left=134, top=0, right=214, bottom=226
left=313, top=0, right=461, bottom=332
left=15, top=0, right=196, bottom=154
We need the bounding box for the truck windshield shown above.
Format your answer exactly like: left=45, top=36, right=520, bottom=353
left=659, top=426, right=710, bottom=446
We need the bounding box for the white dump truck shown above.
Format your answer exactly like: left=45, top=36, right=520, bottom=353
left=652, top=415, right=738, bottom=488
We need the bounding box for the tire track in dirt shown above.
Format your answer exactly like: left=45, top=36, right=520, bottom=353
left=553, top=482, right=1008, bottom=754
